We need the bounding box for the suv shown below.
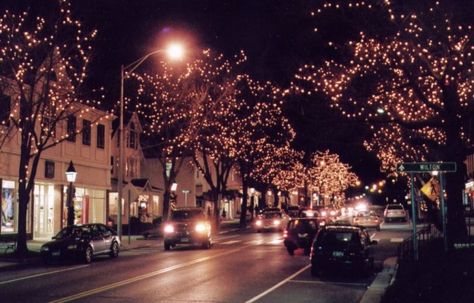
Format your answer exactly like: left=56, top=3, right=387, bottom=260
left=310, top=225, right=377, bottom=277
left=284, top=218, right=320, bottom=255
left=384, top=203, right=407, bottom=222
left=163, top=208, right=212, bottom=250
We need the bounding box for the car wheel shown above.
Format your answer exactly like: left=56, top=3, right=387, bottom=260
left=303, top=247, right=311, bottom=256
left=257, top=230, right=261, bottom=233
left=311, top=265, right=320, bottom=277
left=287, top=247, right=295, bottom=256
left=376, top=225, right=381, bottom=231
left=83, top=246, right=93, bottom=264
left=110, top=242, right=119, bottom=258
left=164, top=242, right=171, bottom=251
left=42, top=256, right=50, bottom=265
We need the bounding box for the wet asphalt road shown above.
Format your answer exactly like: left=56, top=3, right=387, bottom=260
left=0, top=226, right=410, bottom=303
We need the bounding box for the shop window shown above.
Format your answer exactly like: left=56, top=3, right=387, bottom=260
left=1, top=180, right=16, bottom=234
left=44, top=160, right=55, bottom=179
left=82, top=119, right=91, bottom=145
left=128, top=122, right=138, bottom=149
left=0, top=94, right=11, bottom=127
left=67, top=115, right=76, bottom=142
left=97, top=124, right=105, bottom=149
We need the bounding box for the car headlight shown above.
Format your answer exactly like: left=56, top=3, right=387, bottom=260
left=164, top=224, right=175, bottom=234
left=321, top=211, right=327, bottom=217
left=330, top=210, right=336, bottom=216
left=273, top=219, right=281, bottom=226
left=256, top=220, right=262, bottom=226
left=41, top=246, right=49, bottom=252
left=195, top=223, right=207, bottom=233
left=67, top=244, right=77, bottom=250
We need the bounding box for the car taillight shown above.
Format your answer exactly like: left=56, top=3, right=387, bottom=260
left=164, top=224, right=174, bottom=234
left=283, top=230, right=288, bottom=238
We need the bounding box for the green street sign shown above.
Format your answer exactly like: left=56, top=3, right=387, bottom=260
left=396, top=162, right=457, bottom=173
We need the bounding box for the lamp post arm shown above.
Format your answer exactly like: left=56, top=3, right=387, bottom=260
left=124, top=49, right=164, bottom=74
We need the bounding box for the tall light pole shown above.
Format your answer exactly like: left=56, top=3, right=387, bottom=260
left=117, top=43, right=185, bottom=239
left=65, top=161, right=77, bottom=227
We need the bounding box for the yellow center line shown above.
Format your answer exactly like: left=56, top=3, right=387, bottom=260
left=0, top=265, right=90, bottom=285
left=49, top=246, right=250, bottom=303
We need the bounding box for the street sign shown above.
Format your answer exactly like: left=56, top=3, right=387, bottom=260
left=396, top=162, right=456, bottom=173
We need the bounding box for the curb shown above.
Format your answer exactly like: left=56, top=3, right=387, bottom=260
left=359, top=257, right=398, bottom=303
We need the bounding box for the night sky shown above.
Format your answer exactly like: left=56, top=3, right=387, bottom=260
left=1, top=0, right=385, bottom=193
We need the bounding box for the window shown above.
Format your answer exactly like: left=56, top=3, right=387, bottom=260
left=110, top=156, right=114, bottom=174
left=0, top=94, right=11, bottom=127
left=45, top=160, right=55, bottom=179
left=67, top=115, right=76, bottom=142
left=128, top=122, right=138, bottom=149
left=82, top=119, right=91, bottom=145
left=97, top=124, right=105, bottom=149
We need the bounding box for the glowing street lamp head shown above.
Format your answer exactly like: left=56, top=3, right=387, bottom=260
left=166, top=43, right=185, bottom=61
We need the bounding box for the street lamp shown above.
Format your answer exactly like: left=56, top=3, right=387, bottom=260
left=117, top=43, right=185, bottom=239
left=65, top=161, right=77, bottom=227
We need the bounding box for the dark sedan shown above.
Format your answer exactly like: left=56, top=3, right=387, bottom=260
left=310, top=225, right=376, bottom=277
left=40, top=224, right=120, bottom=264
left=163, top=208, right=212, bottom=250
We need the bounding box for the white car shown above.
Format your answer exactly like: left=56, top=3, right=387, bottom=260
left=255, top=208, right=289, bottom=232
left=383, top=204, right=407, bottom=222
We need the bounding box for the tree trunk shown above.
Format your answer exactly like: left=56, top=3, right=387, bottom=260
left=240, top=180, right=248, bottom=228
left=16, top=151, right=31, bottom=258
left=163, top=190, right=171, bottom=221
left=443, top=85, right=468, bottom=245
left=212, top=191, right=221, bottom=232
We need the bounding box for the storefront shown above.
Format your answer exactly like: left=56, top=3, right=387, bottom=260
left=62, top=187, right=106, bottom=227
left=33, top=183, right=56, bottom=239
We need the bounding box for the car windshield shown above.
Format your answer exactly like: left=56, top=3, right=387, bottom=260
left=171, top=209, right=204, bottom=220
left=263, top=212, right=281, bottom=219
left=317, top=230, right=358, bottom=247
left=387, top=205, right=403, bottom=210
left=289, top=220, right=318, bottom=231
left=54, top=226, right=90, bottom=239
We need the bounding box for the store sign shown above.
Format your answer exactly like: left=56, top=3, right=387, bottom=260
left=397, top=162, right=457, bottom=173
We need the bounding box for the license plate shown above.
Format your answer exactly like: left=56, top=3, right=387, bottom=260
left=332, top=251, right=344, bottom=257
left=52, top=251, right=60, bottom=256
left=181, top=238, right=189, bottom=243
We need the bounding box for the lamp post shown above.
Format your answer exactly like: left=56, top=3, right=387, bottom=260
left=117, top=43, right=185, bottom=239
left=65, top=161, right=77, bottom=227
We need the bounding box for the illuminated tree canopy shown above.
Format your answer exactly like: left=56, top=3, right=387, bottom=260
left=295, top=0, right=472, bottom=241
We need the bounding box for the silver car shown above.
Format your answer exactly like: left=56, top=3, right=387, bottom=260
left=383, top=204, right=407, bottom=222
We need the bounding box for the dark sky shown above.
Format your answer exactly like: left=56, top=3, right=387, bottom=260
left=1, top=0, right=384, bottom=189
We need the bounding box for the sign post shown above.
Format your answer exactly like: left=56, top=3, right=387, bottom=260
left=397, top=162, right=457, bottom=258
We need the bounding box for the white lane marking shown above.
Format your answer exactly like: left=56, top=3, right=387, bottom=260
left=289, top=279, right=367, bottom=287
left=215, top=234, right=240, bottom=241
left=244, top=264, right=311, bottom=303
left=219, top=240, right=241, bottom=245
left=390, top=238, right=404, bottom=243
left=267, top=239, right=284, bottom=245
left=0, top=265, right=89, bottom=285
left=370, top=233, right=377, bottom=240
left=246, top=240, right=264, bottom=245
left=49, top=246, right=251, bottom=303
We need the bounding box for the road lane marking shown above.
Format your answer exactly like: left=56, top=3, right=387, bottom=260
left=0, top=265, right=89, bottom=285
left=289, top=279, right=367, bottom=287
left=219, top=240, right=241, bottom=245
left=244, top=264, right=311, bottom=303
left=390, top=238, right=404, bottom=243
left=49, top=246, right=251, bottom=303
left=267, top=239, right=283, bottom=245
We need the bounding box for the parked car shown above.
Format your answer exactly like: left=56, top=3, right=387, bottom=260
left=310, top=225, right=377, bottom=277
left=383, top=203, right=407, bottom=222
left=40, top=224, right=120, bottom=264
left=163, top=208, right=212, bottom=250
left=353, top=210, right=381, bottom=230
left=254, top=208, right=289, bottom=232
left=284, top=218, right=320, bottom=255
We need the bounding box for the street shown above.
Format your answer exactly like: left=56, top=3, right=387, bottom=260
left=0, top=227, right=411, bottom=303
